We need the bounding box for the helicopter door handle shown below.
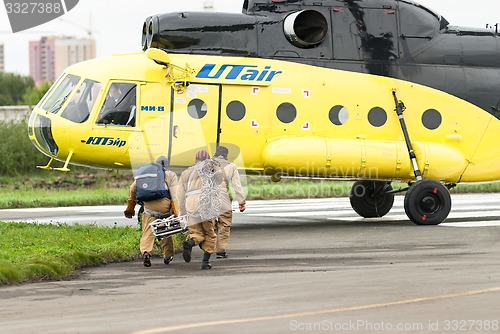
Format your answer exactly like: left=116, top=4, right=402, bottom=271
left=173, top=125, right=179, bottom=138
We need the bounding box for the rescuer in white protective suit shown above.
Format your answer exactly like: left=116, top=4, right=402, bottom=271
left=177, top=150, right=223, bottom=269
left=212, top=146, right=246, bottom=259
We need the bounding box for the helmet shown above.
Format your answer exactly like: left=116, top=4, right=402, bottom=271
left=195, top=150, right=210, bottom=161
left=156, top=155, right=169, bottom=167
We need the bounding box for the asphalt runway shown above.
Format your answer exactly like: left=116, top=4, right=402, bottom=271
left=1, top=194, right=500, bottom=333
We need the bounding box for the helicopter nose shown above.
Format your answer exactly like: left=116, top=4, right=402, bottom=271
left=28, top=112, right=59, bottom=157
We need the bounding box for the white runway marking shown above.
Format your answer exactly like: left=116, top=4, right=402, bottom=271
left=246, top=194, right=500, bottom=228
left=1, top=194, right=499, bottom=227
left=440, top=221, right=500, bottom=228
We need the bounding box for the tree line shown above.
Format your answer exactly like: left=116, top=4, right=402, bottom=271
left=0, top=72, right=51, bottom=106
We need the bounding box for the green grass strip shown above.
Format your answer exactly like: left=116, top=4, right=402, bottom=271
left=0, top=222, right=187, bottom=285
left=0, top=188, right=128, bottom=209
left=0, top=222, right=141, bottom=284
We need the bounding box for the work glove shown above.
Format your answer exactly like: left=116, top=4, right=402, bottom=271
left=239, top=203, right=246, bottom=212
left=124, top=199, right=137, bottom=219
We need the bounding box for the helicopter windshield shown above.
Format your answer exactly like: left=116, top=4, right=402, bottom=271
left=40, top=74, right=81, bottom=114
left=60, top=79, right=102, bottom=123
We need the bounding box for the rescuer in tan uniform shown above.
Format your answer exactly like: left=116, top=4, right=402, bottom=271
left=212, top=146, right=246, bottom=259
left=124, top=156, right=179, bottom=267
left=178, top=150, right=220, bottom=270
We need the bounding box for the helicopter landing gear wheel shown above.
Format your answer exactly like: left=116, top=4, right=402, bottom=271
left=349, top=181, right=394, bottom=218
left=404, top=180, right=451, bottom=225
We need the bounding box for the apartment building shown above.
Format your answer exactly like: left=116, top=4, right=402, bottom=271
left=29, top=36, right=96, bottom=84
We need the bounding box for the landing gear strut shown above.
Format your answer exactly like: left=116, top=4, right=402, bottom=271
left=392, top=90, right=451, bottom=225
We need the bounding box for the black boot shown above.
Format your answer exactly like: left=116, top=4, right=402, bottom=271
left=143, top=252, right=151, bottom=267
left=216, top=251, right=228, bottom=259
left=183, top=239, right=195, bottom=263
left=201, top=252, right=212, bottom=270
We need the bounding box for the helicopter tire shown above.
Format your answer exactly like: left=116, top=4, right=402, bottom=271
left=349, top=180, right=394, bottom=218
left=404, top=179, right=451, bottom=225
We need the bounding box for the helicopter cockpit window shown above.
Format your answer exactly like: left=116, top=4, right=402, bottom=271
left=61, top=79, right=102, bottom=123
left=41, top=74, right=81, bottom=114
left=96, top=83, right=137, bottom=126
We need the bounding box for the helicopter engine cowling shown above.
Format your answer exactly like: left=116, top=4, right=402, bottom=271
left=141, top=12, right=258, bottom=56
left=283, top=10, right=328, bottom=48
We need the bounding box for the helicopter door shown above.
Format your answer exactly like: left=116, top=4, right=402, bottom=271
left=169, top=84, right=221, bottom=168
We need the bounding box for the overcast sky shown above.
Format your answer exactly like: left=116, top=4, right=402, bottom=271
left=1, top=0, right=500, bottom=75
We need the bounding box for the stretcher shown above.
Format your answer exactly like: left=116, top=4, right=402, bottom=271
left=149, top=215, right=188, bottom=239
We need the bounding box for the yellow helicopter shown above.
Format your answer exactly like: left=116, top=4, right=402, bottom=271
left=28, top=0, right=500, bottom=225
